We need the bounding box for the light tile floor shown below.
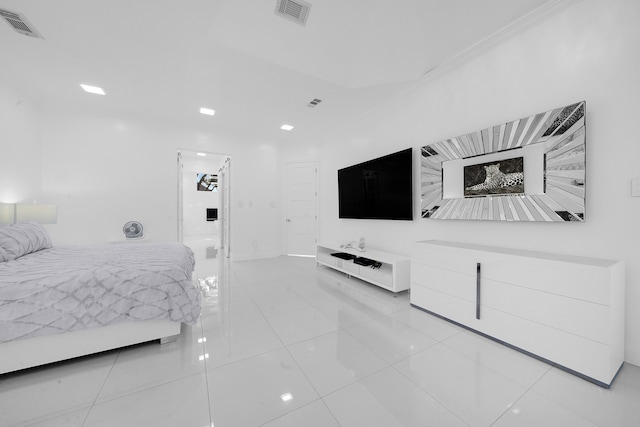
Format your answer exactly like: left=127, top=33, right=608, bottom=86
left=1, top=238, right=640, bottom=426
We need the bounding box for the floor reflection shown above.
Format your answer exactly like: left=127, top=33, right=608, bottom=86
left=4, top=239, right=640, bottom=426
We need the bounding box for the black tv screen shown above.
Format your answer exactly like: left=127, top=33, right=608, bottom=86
left=338, top=148, right=413, bottom=220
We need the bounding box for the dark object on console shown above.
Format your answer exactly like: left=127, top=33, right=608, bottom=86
left=206, top=208, right=218, bottom=221
left=331, top=252, right=357, bottom=260
left=370, top=261, right=382, bottom=269
left=354, top=257, right=375, bottom=266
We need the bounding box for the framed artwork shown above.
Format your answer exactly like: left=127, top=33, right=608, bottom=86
left=197, top=173, right=218, bottom=192
left=464, top=156, right=524, bottom=198
left=421, top=101, right=585, bottom=221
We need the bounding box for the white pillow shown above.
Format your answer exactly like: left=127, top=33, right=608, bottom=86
left=0, top=222, right=53, bottom=262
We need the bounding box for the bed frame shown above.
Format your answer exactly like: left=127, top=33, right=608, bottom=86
left=0, top=320, right=180, bottom=375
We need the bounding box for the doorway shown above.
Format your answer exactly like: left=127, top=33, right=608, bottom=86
left=177, top=150, right=231, bottom=258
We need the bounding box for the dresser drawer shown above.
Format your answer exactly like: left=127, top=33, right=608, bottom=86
left=411, top=263, right=476, bottom=302
left=481, top=278, right=609, bottom=343
left=412, top=241, right=613, bottom=304
left=410, top=285, right=478, bottom=326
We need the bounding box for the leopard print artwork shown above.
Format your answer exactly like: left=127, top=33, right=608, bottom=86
left=466, top=163, right=523, bottom=191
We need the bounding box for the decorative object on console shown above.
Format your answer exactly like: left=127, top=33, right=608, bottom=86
left=421, top=101, right=586, bottom=221
left=340, top=239, right=366, bottom=252
left=123, top=221, right=144, bottom=239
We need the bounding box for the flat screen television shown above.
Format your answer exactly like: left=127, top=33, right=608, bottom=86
left=338, top=148, right=413, bottom=220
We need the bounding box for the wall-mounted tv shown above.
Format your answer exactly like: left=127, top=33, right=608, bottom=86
left=338, top=148, right=413, bottom=220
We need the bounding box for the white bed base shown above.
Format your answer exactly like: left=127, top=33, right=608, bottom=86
left=0, top=320, right=181, bottom=375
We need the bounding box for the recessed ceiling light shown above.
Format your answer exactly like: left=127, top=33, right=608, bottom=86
left=80, top=84, right=105, bottom=95
left=280, top=392, right=293, bottom=402
left=280, top=124, right=294, bottom=131
left=196, top=153, right=207, bottom=157
left=200, top=108, right=215, bottom=116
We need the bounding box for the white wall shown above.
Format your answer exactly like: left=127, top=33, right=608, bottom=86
left=0, top=82, right=284, bottom=259
left=0, top=81, right=42, bottom=204
left=316, top=0, right=640, bottom=365
left=36, top=107, right=282, bottom=259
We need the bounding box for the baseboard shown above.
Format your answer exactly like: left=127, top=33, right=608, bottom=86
left=231, top=251, right=282, bottom=262
left=625, top=346, right=640, bottom=368
left=411, top=303, right=622, bottom=388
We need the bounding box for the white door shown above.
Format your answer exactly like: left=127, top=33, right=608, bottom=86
left=219, top=158, right=231, bottom=258
left=285, top=162, right=318, bottom=256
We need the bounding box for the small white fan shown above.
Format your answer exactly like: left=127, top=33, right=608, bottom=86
left=123, top=221, right=144, bottom=239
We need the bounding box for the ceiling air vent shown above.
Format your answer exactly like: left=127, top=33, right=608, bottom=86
left=275, top=0, right=311, bottom=26
left=0, top=9, right=43, bottom=39
left=307, top=98, right=322, bottom=108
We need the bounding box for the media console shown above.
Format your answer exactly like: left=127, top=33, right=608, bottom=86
left=410, top=240, right=625, bottom=387
left=316, top=244, right=410, bottom=293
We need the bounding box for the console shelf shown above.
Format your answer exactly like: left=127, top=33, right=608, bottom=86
left=316, top=244, right=409, bottom=293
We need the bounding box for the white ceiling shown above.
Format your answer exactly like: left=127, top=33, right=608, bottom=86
left=0, top=0, right=553, bottom=143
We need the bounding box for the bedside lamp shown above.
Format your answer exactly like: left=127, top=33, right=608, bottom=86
left=0, top=204, right=16, bottom=225
left=15, top=204, right=57, bottom=224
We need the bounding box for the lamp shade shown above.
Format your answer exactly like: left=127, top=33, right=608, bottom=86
left=0, top=204, right=15, bottom=225
left=15, top=204, right=57, bottom=224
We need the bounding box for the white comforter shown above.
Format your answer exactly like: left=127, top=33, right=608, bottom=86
left=0, top=243, right=201, bottom=343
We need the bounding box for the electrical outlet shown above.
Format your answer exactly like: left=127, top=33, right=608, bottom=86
left=632, top=179, right=640, bottom=197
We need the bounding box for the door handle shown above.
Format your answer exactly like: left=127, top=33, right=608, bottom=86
left=476, top=262, right=481, bottom=320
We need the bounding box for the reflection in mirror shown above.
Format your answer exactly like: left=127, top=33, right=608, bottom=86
left=421, top=101, right=586, bottom=222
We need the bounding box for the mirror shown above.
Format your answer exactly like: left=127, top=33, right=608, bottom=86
left=421, top=101, right=586, bottom=222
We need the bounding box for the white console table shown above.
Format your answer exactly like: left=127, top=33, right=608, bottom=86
left=316, top=244, right=410, bottom=292
left=410, top=240, right=625, bottom=387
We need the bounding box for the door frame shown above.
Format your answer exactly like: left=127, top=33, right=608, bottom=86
left=219, top=157, right=231, bottom=258
left=176, top=150, right=230, bottom=252
left=284, top=161, right=318, bottom=256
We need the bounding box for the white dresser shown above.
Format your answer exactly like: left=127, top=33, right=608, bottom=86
left=410, top=240, right=625, bottom=387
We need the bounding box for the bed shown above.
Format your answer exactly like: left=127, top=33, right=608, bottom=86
left=0, top=222, right=201, bottom=374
